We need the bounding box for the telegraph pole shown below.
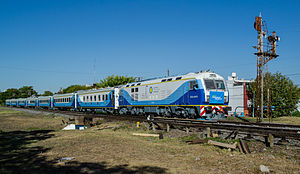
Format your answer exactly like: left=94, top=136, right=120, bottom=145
left=254, top=14, right=280, bottom=122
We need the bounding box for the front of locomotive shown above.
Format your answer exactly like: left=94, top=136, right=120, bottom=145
left=196, top=72, right=229, bottom=119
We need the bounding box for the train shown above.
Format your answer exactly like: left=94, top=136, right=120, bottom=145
left=5, top=71, right=230, bottom=119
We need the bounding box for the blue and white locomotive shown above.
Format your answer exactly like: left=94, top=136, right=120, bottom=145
left=116, top=71, right=229, bottom=119
left=5, top=71, right=229, bottom=119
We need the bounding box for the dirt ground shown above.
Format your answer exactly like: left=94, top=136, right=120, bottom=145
left=0, top=107, right=299, bottom=174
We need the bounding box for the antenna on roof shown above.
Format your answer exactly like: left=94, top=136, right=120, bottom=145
left=93, top=58, right=96, bottom=83
left=168, top=69, right=170, bottom=77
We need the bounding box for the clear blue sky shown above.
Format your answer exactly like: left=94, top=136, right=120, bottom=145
left=0, top=0, right=299, bottom=93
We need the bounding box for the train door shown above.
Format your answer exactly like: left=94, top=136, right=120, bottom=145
left=188, top=80, right=199, bottom=105
left=114, top=88, right=119, bottom=109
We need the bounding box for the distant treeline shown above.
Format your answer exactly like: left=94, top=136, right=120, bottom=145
left=0, top=75, right=135, bottom=105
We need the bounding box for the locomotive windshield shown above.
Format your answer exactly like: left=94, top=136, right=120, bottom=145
left=204, top=79, right=225, bottom=90
left=215, top=80, right=225, bottom=89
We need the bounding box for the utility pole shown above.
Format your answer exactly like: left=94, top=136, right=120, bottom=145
left=254, top=14, right=280, bottom=122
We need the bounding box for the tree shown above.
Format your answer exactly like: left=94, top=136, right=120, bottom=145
left=60, top=85, right=93, bottom=94
left=0, top=88, right=19, bottom=105
left=18, top=86, right=37, bottom=98
left=0, top=86, right=38, bottom=105
left=248, top=72, right=300, bottom=117
left=41, top=91, right=53, bottom=96
left=96, top=75, right=136, bottom=88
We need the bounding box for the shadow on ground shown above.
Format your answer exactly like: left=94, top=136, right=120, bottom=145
left=0, top=130, right=168, bottom=174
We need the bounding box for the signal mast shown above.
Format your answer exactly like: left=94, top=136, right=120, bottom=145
left=254, top=13, right=280, bottom=122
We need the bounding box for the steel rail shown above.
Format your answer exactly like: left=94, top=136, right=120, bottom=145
left=6, top=107, right=300, bottom=139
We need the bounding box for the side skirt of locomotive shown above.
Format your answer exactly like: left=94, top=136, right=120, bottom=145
left=118, top=105, right=229, bottom=119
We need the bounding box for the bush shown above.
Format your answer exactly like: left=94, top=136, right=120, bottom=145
left=291, top=110, right=300, bottom=117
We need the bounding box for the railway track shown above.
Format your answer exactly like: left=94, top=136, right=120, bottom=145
left=6, top=107, right=300, bottom=140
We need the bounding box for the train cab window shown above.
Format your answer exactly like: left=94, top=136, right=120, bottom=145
left=135, top=88, right=138, bottom=92
left=215, top=80, right=225, bottom=89
left=167, top=78, right=172, bottom=81
left=189, top=80, right=199, bottom=90
left=176, top=77, right=182, bottom=80
left=204, top=79, right=216, bottom=89
left=131, top=88, right=134, bottom=93
left=161, top=79, right=166, bottom=82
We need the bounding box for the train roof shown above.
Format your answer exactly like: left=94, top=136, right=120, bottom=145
left=122, top=71, right=225, bottom=87
left=38, top=95, right=52, bottom=99
left=53, top=93, right=74, bottom=98
left=76, top=87, right=114, bottom=94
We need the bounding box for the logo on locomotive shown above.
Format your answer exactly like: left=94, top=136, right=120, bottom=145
left=149, top=87, right=153, bottom=94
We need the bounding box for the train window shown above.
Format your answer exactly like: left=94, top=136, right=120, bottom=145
left=209, top=74, right=217, bottom=77
left=215, top=80, right=225, bottom=89
left=189, top=80, right=199, bottom=90
left=102, top=95, right=104, bottom=101
left=83, top=96, right=85, bottom=101
left=110, top=94, right=112, bottom=100
left=131, top=84, right=135, bottom=86
left=131, top=88, right=134, bottom=93
left=161, top=79, right=166, bottom=82
left=176, top=77, right=182, bottom=80
left=204, top=79, right=216, bottom=89
left=98, top=95, right=101, bottom=101
left=94, top=95, right=96, bottom=101
left=137, top=83, right=141, bottom=86
left=126, top=85, right=129, bottom=87
left=167, top=78, right=172, bottom=81
left=135, top=88, right=138, bottom=92
left=106, top=94, right=108, bottom=100
left=90, top=96, right=93, bottom=101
